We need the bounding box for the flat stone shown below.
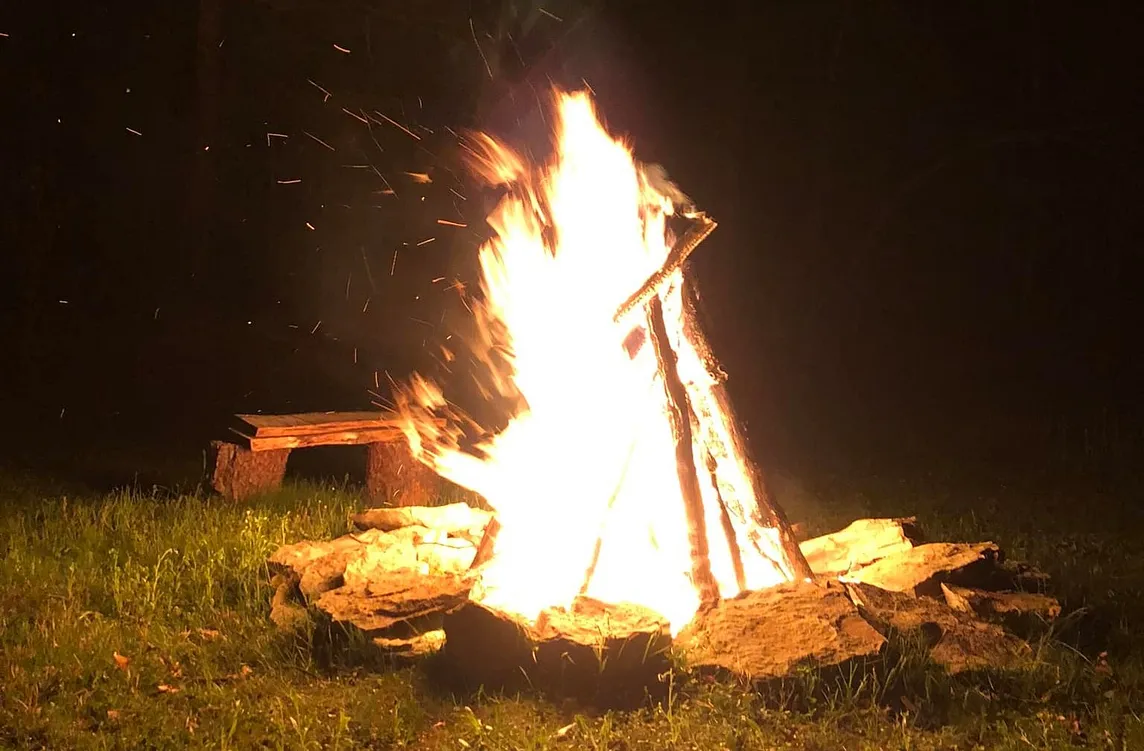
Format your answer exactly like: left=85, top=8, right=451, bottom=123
left=676, top=580, right=886, bottom=681
left=316, top=570, right=473, bottom=638
left=846, top=542, right=1002, bottom=597
left=352, top=502, right=492, bottom=544
left=373, top=629, right=447, bottom=659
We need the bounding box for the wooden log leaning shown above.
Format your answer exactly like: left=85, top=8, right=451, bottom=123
left=646, top=294, right=721, bottom=608
left=680, top=278, right=816, bottom=583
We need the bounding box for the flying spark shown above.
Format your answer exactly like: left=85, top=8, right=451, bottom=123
left=304, top=131, right=335, bottom=151
left=307, top=79, right=332, bottom=102
left=373, top=111, right=420, bottom=141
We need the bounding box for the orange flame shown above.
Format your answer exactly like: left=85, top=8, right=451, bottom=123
left=399, top=91, right=790, bottom=634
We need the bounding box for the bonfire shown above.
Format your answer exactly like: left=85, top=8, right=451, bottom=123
left=268, top=90, right=1060, bottom=705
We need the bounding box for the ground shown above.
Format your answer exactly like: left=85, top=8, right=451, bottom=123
left=1, top=461, right=1143, bottom=750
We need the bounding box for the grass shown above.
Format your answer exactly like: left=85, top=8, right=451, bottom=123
left=1, top=467, right=1143, bottom=749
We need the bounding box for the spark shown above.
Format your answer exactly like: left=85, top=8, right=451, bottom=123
left=342, top=108, right=369, bottom=125
left=416, top=237, right=436, bottom=246
left=305, top=222, right=315, bottom=230
left=307, top=79, right=332, bottom=102
left=310, top=320, right=322, bottom=334
left=449, top=188, right=467, bottom=201
left=436, top=219, right=467, bottom=227
left=374, top=371, right=380, bottom=389
left=333, top=43, right=351, bottom=54
left=303, top=131, right=335, bottom=151
left=377, top=172, right=398, bottom=197
left=390, top=249, right=398, bottom=275
left=362, top=297, right=370, bottom=313
left=403, top=171, right=432, bottom=183
left=266, top=132, right=288, bottom=146
left=345, top=274, right=352, bottom=299
left=126, top=127, right=142, bottom=136
left=537, top=7, right=563, bottom=21
left=469, top=18, right=492, bottom=79
left=431, top=276, right=446, bottom=283
left=373, top=111, right=420, bottom=141
left=277, top=179, right=301, bottom=184
left=353, top=348, right=357, bottom=364
left=361, top=248, right=376, bottom=291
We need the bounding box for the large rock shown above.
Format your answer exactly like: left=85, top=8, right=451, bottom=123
left=442, top=597, right=673, bottom=706
left=848, top=582, right=1034, bottom=674
left=676, top=580, right=886, bottom=681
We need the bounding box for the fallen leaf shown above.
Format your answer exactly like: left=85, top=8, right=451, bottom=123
left=113, top=652, right=131, bottom=672
left=556, top=723, right=575, bottom=737
left=158, top=684, right=181, bottom=694
left=197, top=628, right=222, bottom=640
left=107, top=710, right=120, bottom=720
left=241, top=664, right=253, bottom=677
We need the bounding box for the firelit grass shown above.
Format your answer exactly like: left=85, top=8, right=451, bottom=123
left=1, top=468, right=1143, bottom=749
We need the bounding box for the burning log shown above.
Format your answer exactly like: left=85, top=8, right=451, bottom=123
left=612, top=213, right=717, bottom=323
left=678, top=279, right=816, bottom=583
left=646, top=293, right=720, bottom=607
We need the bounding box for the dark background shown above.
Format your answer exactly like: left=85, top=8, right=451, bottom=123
left=2, top=1, right=1141, bottom=487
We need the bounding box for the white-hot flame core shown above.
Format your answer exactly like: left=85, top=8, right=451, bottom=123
left=399, top=91, right=790, bottom=634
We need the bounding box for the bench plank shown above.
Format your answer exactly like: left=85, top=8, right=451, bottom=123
left=235, top=411, right=396, bottom=438
left=230, top=426, right=406, bottom=452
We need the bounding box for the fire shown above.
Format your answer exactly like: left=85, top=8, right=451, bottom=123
left=398, top=91, right=794, bottom=634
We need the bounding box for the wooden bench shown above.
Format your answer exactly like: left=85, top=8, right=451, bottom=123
left=208, top=411, right=440, bottom=504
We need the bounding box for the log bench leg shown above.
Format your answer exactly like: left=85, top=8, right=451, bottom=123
left=209, top=440, right=290, bottom=500
left=366, top=440, right=440, bottom=507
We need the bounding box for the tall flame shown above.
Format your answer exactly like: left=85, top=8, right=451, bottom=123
left=399, top=91, right=789, bottom=633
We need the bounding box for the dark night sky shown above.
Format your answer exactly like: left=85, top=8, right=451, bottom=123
left=2, top=1, right=1142, bottom=476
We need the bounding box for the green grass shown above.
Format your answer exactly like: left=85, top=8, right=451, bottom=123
left=2, top=467, right=1143, bottom=749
